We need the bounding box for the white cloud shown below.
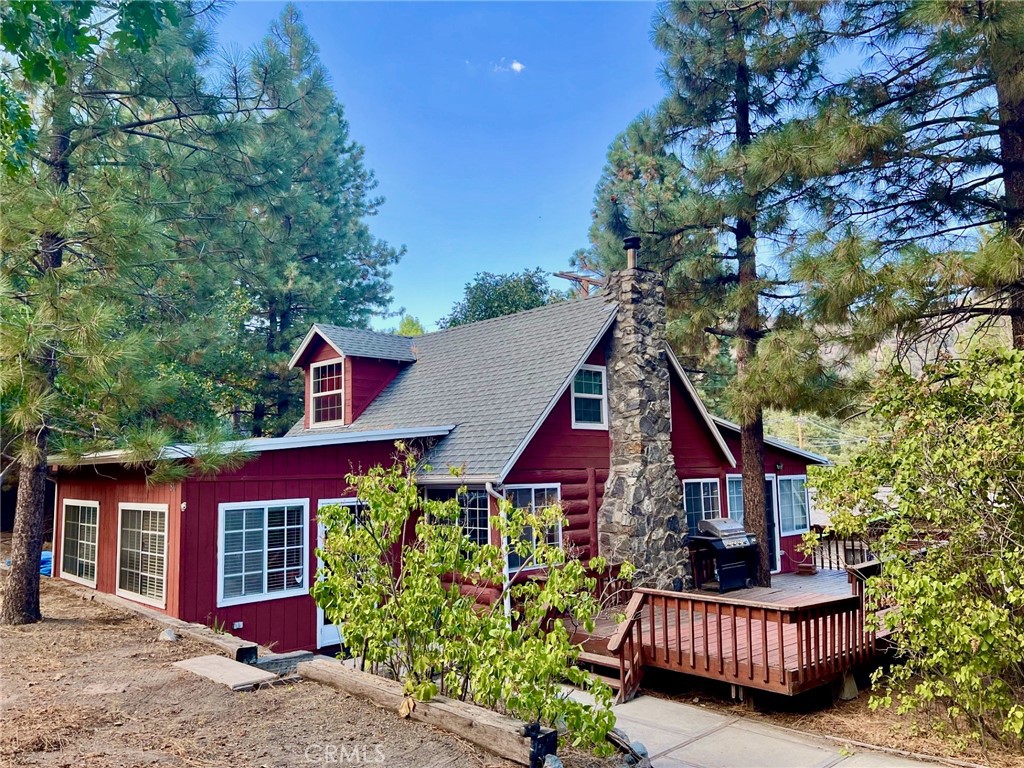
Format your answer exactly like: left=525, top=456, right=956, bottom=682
left=492, top=57, right=526, bottom=75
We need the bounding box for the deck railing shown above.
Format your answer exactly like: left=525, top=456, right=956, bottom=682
left=606, top=591, right=646, bottom=702
left=607, top=582, right=877, bottom=696
left=811, top=532, right=872, bottom=571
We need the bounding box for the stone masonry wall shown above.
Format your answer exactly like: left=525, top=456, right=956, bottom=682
left=598, top=268, right=691, bottom=591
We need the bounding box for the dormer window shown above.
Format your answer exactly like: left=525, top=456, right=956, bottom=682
left=311, top=360, right=344, bottom=425
left=571, top=364, right=607, bottom=429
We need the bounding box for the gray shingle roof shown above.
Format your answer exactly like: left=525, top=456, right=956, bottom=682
left=313, top=324, right=417, bottom=362
left=289, top=297, right=617, bottom=478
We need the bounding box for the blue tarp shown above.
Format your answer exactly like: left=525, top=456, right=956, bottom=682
left=2, top=550, right=52, bottom=576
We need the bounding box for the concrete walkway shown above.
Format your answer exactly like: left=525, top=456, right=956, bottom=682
left=611, top=696, right=941, bottom=768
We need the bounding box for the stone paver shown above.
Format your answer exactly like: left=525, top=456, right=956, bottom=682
left=172, top=654, right=277, bottom=690
left=611, top=696, right=942, bottom=768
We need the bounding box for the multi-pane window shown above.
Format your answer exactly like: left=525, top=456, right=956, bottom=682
left=425, top=488, right=491, bottom=546
left=778, top=477, right=810, bottom=535
left=505, top=485, right=562, bottom=572
left=683, top=479, right=721, bottom=537
left=726, top=476, right=744, bottom=526
left=117, top=505, right=167, bottom=606
left=61, top=501, right=99, bottom=585
left=219, top=500, right=307, bottom=605
left=571, top=365, right=607, bottom=429
left=311, top=360, right=344, bottom=424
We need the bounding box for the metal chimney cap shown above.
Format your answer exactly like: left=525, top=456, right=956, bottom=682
left=622, top=236, right=641, bottom=251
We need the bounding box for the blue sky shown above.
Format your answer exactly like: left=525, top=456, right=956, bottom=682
left=217, top=2, right=663, bottom=329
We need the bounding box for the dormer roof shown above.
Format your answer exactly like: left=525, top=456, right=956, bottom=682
left=288, top=297, right=620, bottom=480
left=288, top=324, right=417, bottom=368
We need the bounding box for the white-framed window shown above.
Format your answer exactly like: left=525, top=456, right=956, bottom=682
left=318, top=497, right=368, bottom=529
left=504, top=484, right=562, bottom=572
left=310, top=359, right=344, bottom=425
left=683, top=479, right=721, bottom=537
left=424, top=488, right=491, bottom=547
left=726, top=475, right=744, bottom=526
left=116, top=503, right=168, bottom=608
left=778, top=476, right=810, bottom=535
left=571, top=365, right=608, bottom=429
left=217, top=498, right=309, bottom=607
left=60, top=499, right=99, bottom=587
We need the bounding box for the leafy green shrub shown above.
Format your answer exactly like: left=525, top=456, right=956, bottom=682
left=811, top=351, right=1024, bottom=746
left=312, top=445, right=618, bottom=753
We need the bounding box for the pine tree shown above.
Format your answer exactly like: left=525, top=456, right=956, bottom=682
left=212, top=5, right=400, bottom=437
left=0, top=2, right=280, bottom=624
left=585, top=1, right=850, bottom=584
left=791, top=0, right=1024, bottom=353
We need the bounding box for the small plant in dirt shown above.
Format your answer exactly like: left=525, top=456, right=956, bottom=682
left=312, top=445, right=621, bottom=754
left=206, top=614, right=227, bottom=635
left=811, top=351, right=1024, bottom=748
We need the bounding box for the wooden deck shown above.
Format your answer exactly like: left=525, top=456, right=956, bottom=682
left=569, top=565, right=884, bottom=701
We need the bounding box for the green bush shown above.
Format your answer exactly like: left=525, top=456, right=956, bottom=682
left=312, top=445, right=619, bottom=754
left=812, top=351, right=1024, bottom=746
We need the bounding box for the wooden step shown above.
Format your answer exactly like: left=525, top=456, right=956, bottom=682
left=588, top=672, right=621, bottom=691
left=577, top=651, right=622, bottom=669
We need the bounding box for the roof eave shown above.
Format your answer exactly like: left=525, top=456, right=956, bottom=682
left=287, top=324, right=346, bottom=369
left=710, top=416, right=832, bottom=465
left=51, top=425, right=457, bottom=468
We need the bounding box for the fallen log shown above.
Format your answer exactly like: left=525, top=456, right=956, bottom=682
left=297, top=658, right=554, bottom=766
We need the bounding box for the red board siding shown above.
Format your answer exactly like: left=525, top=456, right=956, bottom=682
left=54, top=467, right=183, bottom=615
left=507, top=343, right=610, bottom=563
left=669, top=371, right=732, bottom=483
left=348, top=357, right=404, bottom=422
left=178, top=440, right=402, bottom=652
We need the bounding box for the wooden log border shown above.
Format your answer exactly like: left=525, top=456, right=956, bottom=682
left=298, top=658, right=539, bottom=766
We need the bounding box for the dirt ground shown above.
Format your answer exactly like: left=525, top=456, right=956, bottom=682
left=0, top=578, right=512, bottom=768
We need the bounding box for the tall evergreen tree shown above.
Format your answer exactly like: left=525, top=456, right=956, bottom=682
left=0, top=2, right=282, bottom=624
left=585, top=1, right=848, bottom=584
left=791, top=0, right=1024, bottom=353
left=218, top=5, right=400, bottom=437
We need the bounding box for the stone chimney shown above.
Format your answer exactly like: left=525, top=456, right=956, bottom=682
left=598, top=237, right=691, bottom=591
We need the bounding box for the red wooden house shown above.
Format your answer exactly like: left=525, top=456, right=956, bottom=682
left=51, top=268, right=826, bottom=653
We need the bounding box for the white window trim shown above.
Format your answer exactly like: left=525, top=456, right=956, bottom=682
left=778, top=474, right=811, bottom=536
left=310, top=358, right=345, bottom=427
left=725, top=474, right=744, bottom=524
left=570, top=364, right=608, bottom=430
left=503, top=483, right=563, bottom=574
left=217, top=498, right=310, bottom=608
left=59, top=498, right=100, bottom=588
left=115, top=502, right=169, bottom=609
left=423, top=486, right=493, bottom=547
left=316, top=498, right=362, bottom=648
left=683, top=478, right=722, bottom=534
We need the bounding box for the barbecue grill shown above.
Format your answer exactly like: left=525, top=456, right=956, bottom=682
left=690, top=518, right=758, bottom=593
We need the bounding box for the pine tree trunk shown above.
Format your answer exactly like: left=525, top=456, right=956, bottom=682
left=0, top=438, right=49, bottom=624
left=732, top=16, right=771, bottom=586
left=0, top=91, right=71, bottom=625
left=990, top=27, right=1024, bottom=349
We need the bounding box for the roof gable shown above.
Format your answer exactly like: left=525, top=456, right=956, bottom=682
left=288, top=324, right=416, bottom=368
left=289, top=297, right=618, bottom=479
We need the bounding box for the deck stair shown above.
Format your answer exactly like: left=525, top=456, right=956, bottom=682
left=574, top=650, right=625, bottom=695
